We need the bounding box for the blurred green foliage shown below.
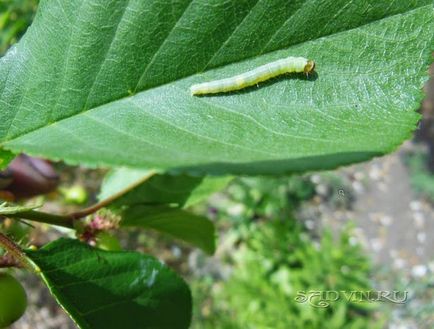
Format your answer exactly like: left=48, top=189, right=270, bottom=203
left=193, top=222, right=384, bottom=329
left=192, top=176, right=384, bottom=328
left=404, top=147, right=434, bottom=203
left=0, top=0, right=38, bottom=55
left=210, top=176, right=316, bottom=223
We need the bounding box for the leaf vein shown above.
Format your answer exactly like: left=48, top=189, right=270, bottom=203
left=82, top=0, right=133, bottom=111
left=133, top=0, right=195, bottom=93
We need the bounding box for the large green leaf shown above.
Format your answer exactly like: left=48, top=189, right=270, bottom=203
left=0, top=0, right=432, bottom=174
left=26, top=238, right=192, bottom=329
left=122, top=205, right=216, bottom=254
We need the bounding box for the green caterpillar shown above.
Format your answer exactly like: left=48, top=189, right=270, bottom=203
left=190, top=56, right=315, bottom=96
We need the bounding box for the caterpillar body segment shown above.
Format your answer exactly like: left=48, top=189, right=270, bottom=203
left=190, top=56, right=315, bottom=96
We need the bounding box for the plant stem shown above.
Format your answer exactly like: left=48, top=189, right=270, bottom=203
left=6, top=211, right=74, bottom=228
left=0, top=232, right=31, bottom=270
left=4, top=170, right=158, bottom=227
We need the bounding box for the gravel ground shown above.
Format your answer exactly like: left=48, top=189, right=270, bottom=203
left=313, top=142, right=434, bottom=273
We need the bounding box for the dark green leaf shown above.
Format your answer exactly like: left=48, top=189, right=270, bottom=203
left=26, top=238, right=192, bottom=329
left=122, top=205, right=216, bottom=255
left=0, top=1, right=432, bottom=174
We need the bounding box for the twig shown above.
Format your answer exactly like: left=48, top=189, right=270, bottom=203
left=0, top=232, right=33, bottom=270
left=3, top=170, right=157, bottom=228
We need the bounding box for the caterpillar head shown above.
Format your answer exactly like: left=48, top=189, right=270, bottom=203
left=304, top=60, right=315, bottom=75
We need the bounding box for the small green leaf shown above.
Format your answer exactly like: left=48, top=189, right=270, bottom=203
left=100, top=168, right=231, bottom=208
left=182, top=175, right=233, bottom=208
left=98, top=168, right=155, bottom=202
left=26, top=238, right=192, bottom=329
left=122, top=205, right=216, bottom=255
left=100, top=169, right=222, bottom=253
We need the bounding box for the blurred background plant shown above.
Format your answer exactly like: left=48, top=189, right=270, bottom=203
left=0, top=0, right=38, bottom=55
left=404, top=146, right=434, bottom=204
left=190, top=177, right=384, bottom=329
